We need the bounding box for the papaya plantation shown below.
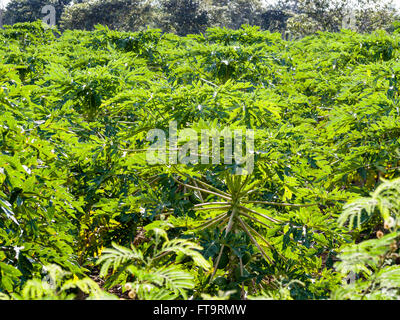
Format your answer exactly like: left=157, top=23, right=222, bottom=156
left=0, top=21, right=400, bottom=300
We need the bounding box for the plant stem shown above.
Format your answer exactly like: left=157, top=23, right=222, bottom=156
left=194, top=202, right=230, bottom=208
left=209, top=208, right=237, bottom=282
left=194, top=212, right=228, bottom=231
left=238, top=210, right=271, bottom=229
left=171, top=176, right=232, bottom=201
left=238, top=205, right=282, bottom=224
left=237, top=216, right=272, bottom=264
left=242, top=200, right=317, bottom=207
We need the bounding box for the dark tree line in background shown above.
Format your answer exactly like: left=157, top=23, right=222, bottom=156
left=1, top=0, right=399, bottom=37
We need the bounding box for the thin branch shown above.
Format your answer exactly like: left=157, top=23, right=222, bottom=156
left=239, top=211, right=271, bottom=229
left=215, top=216, right=229, bottom=229
left=210, top=210, right=236, bottom=282
left=242, top=220, right=274, bottom=251
left=193, top=181, right=204, bottom=202
left=164, top=206, right=229, bottom=213
left=210, top=244, right=226, bottom=284
left=152, top=251, right=173, bottom=262
left=225, top=209, right=236, bottom=235
left=237, top=216, right=273, bottom=264
left=236, top=175, right=251, bottom=198
left=242, top=200, right=318, bottom=207
left=239, top=256, right=245, bottom=300
left=194, top=212, right=228, bottom=231
left=199, top=77, right=219, bottom=87
left=194, top=202, right=230, bottom=208
left=238, top=205, right=282, bottom=224
left=172, top=166, right=231, bottom=198
left=194, top=206, right=231, bottom=213
left=171, top=175, right=232, bottom=201
left=240, top=218, right=287, bottom=262
left=194, top=179, right=231, bottom=198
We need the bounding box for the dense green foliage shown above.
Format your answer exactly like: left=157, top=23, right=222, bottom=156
left=2, top=0, right=73, bottom=25
left=2, top=0, right=399, bottom=37
left=1, top=21, right=400, bottom=300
